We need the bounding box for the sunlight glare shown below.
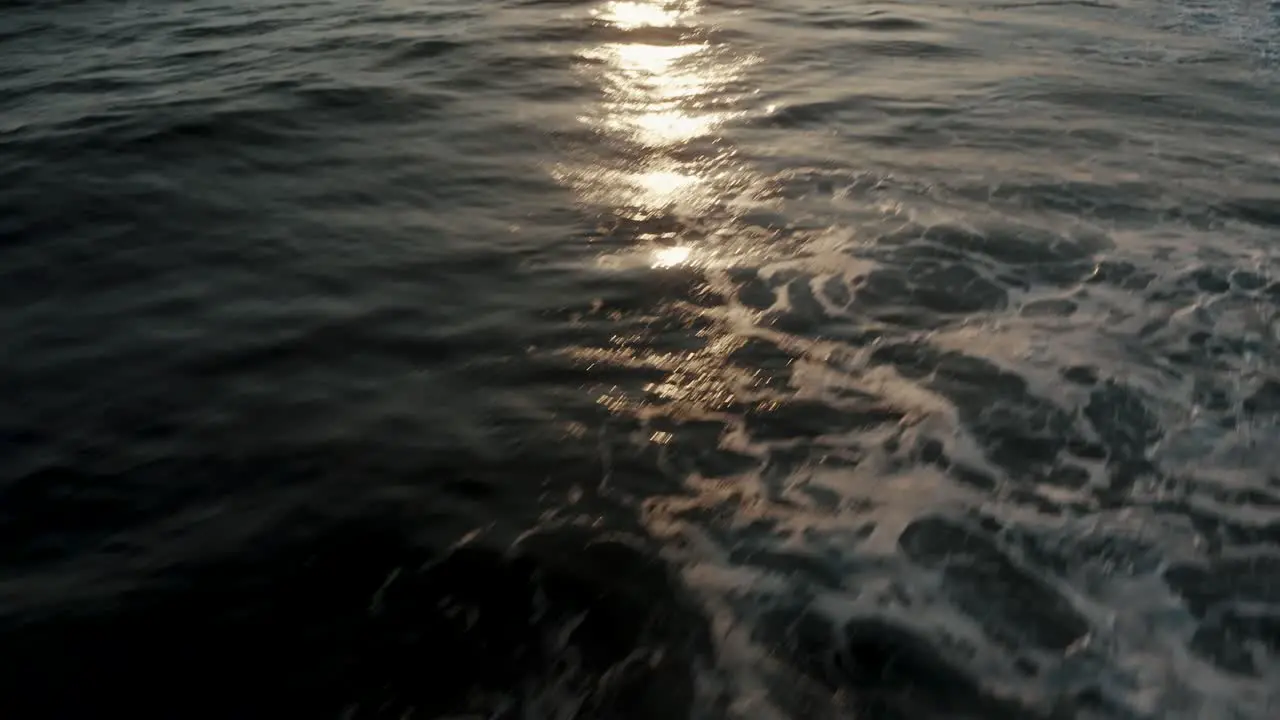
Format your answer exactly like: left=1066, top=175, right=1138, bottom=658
left=634, top=169, right=698, bottom=200
left=603, top=109, right=718, bottom=146
left=608, top=42, right=706, bottom=76
left=596, top=1, right=686, bottom=29
left=651, top=245, right=692, bottom=268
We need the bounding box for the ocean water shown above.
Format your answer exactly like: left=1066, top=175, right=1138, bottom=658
left=1, top=0, right=1279, bottom=717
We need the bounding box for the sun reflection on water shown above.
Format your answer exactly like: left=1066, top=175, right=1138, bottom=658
left=593, top=0, right=687, bottom=30
left=568, top=0, right=749, bottom=219
left=651, top=245, right=692, bottom=268
left=589, top=40, right=733, bottom=147
left=602, top=41, right=706, bottom=81
left=560, top=0, right=762, bottom=416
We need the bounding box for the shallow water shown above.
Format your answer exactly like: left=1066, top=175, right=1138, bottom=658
left=2, top=0, right=1279, bottom=718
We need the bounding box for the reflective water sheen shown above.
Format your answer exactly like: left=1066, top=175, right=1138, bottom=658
left=1, top=0, right=1279, bottom=718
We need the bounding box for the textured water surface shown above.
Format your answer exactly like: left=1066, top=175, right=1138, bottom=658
left=2, top=0, right=1279, bottom=718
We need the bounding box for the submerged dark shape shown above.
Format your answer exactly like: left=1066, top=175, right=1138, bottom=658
left=757, top=605, right=1061, bottom=720
left=870, top=342, right=1082, bottom=480
left=899, top=516, right=1090, bottom=652
left=1083, top=380, right=1162, bottom=464
left=1190, top=607, right=1280, bottom=676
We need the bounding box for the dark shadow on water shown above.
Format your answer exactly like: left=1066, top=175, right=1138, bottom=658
left=0, top=517, right=712, bottom=720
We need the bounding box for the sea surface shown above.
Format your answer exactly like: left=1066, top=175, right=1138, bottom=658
left=2, top=0, right=1279, bottom=718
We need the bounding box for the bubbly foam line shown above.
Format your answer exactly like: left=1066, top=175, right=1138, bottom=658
left=642, top=192, right=1280, bottom=718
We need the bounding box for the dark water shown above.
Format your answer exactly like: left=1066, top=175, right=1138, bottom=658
left=3, top=0, right=1280, bottom=717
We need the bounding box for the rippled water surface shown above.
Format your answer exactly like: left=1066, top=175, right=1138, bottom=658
left=3, top=0, right=1280, bottom=718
